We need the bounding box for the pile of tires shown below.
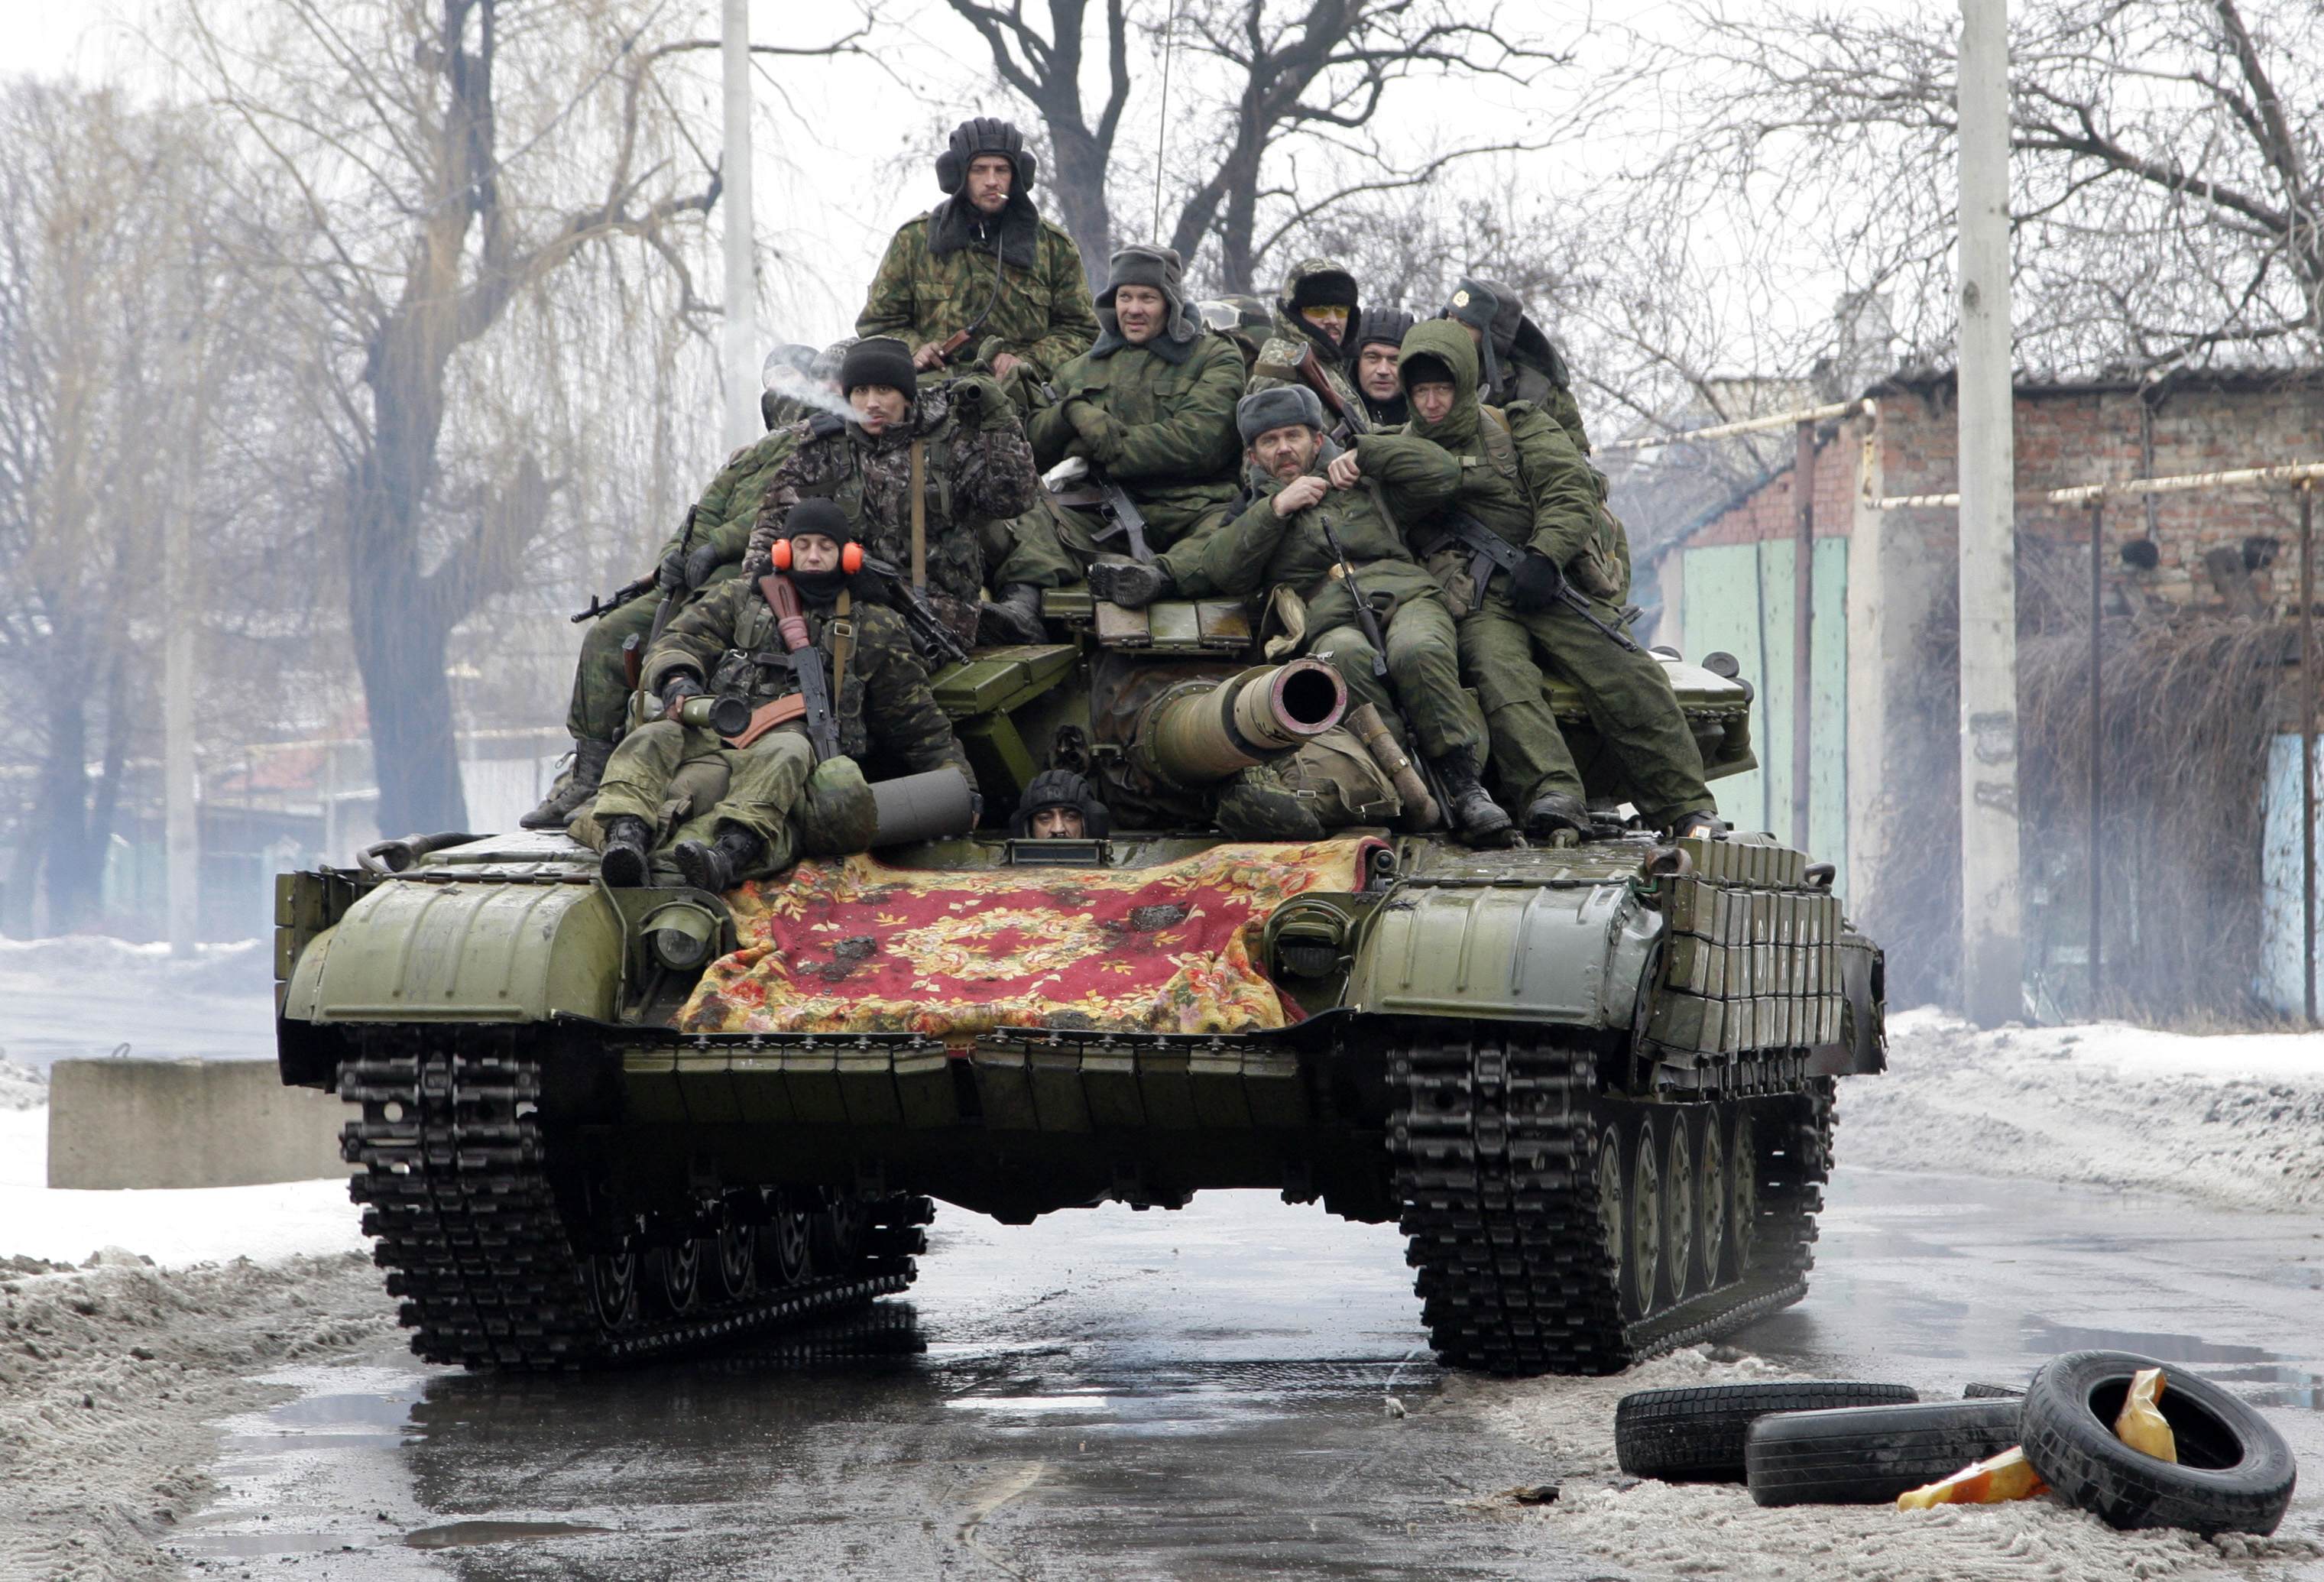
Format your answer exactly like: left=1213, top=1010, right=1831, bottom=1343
left=1613, top=1350, right=2295, bottom=1535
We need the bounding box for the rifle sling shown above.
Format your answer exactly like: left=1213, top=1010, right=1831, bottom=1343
left=909, top=439, right=927, bottom=589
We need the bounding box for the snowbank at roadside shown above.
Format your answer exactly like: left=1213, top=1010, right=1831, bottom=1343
left=0, top=1056, right=44, bottom=1111
left=0, top=1103, right=362, bottom=1269
left=1458, top=1347, right=2323, bottom=1582
left=1839, top=1010, right=2324, bottom=1212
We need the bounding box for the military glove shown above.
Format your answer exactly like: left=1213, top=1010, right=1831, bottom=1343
left=1507, top=551, right=1568, bottom=614
left=660, top=673, right=705, bottom=716
left=1068, top=402, right=1121, bottom=462
left=656, top=546, right=690, bottom=593
left=682, top=541, right=724, bottom=590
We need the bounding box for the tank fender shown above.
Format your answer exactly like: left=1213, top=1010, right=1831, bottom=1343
left=292, top=876, right=626, bottom=1025
left=1345, top=877, right=1662, bottom=1026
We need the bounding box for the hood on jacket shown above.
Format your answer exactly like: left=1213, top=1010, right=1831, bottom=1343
left=1092, top=243, right=1202, bottom=361
left=1399, top=319, right=1482, bottom=449
left=1275, top=256, right=1361, bottom=356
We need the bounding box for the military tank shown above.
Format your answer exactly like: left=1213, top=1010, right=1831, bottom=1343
left=274, top=588, right=1884, bottom=1375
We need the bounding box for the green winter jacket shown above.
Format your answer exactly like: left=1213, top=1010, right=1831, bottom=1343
left=1026, top=318, right=1244, bottom=541
left=656, top=426, right=802, bottom=579
left=1178, top=433, right=1458, bottom=632
left=857, top=197, right=1099, bottom=382
left=1399, top=319, right=1610, bottom=575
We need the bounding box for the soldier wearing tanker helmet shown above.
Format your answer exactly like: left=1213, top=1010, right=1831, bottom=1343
left=988, top=243, right=1246, bottom=614
left=522, top=340, right=841, bottom=830
left=1159, top=384, right=1509, bottom=841
left=857, top=116, right=1099, bottom=387
left=581, top=498, right=975, bottom=892
left=1346, top=306, right=1415, bottom=428
left=1394, top=319, right=1719, bottom=840
left=750, top=335, right=1039, bottom=661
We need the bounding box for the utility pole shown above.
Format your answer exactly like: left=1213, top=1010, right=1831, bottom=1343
left=164, top=501, right=197, bottom=957
left=1956, top=0, right=2024, bottom=1025
left=721, top=0, right=759, bottom=452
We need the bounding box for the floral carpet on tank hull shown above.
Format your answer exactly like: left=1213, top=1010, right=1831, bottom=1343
left=675, top=838, right=1377, bottom=1037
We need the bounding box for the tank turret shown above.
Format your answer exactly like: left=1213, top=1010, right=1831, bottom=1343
left=1127, top=658, right=1347, bottom=790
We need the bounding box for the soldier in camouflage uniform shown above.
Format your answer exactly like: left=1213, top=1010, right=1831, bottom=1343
left=750, top=336, right=1039, bottom=661
left=1395, top=320, right=1718, bottom=839
left=1246, top=258, right=1369, bottom=437
left=1156, top=385, right=1507, bottom=841
left=522, top=342, right=838, bottom=829
left=586, top=501, right=975, bottom=891
left=987, top=244, right=1244, bottom=611
left=1441, top=277, right=1592, bottom=453
left=857, top=117, right=1098, bottom=386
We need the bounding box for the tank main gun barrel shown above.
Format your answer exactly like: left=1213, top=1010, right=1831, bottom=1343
left=1131, top=659, right=1347, bottom=790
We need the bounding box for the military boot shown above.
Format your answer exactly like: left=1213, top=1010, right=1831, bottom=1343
left=1524, top=790, right=1590, bottom=848
left=978, top=583, right=1048, bottom=647
left=673, top=825, right=765, bottom=894
left=1086, top=560, right=1175, bottom=610
left=1672, top=809, right=1727, bottom=838
left=598, top=815, right=653, bottom=887
left=520, top=738, right=614, bottom=829
left=1432, top=750, right=1515, bottom=844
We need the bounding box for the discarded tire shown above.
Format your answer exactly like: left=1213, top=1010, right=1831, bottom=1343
left=2018, top=1350, right=2297, bottom=1536
left=1745, top=1399, right=2023, bottom=1506
left=1616, top=1382, right=1920, bottom=1483
left=1963, top=1381, right=2027, bottom=1399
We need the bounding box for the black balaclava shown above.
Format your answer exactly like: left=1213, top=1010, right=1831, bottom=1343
left=783, top=498, right=856, bottom=604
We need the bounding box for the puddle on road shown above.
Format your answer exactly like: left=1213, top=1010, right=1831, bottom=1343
left=2023, top=1318, right=2324, bottom=1410
left=405, top=1519, right=615, bottom=1549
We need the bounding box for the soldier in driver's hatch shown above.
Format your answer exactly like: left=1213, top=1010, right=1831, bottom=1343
left=857, top=116, right=1098, bottom=387
left=1346, top=307, right=1414, bottom=429
left=987, top=243, right=1243, bottom=612
left=1125, top=384, right=1509, bottom=841
left=750, top=336, right=1039, bottom=658
left=1245, top=257, right=1369, bottom=436
left=1009, top=768, right=1110, bottom=839
left=1395, top=320, right=1720, bottom=840
left=522, top=342, right=840, bottom=831
left=585, top=500, right=974, bottom=892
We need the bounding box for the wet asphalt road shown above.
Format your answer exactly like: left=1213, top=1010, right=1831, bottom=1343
left=171, top=1158, right=2323, bottom=1581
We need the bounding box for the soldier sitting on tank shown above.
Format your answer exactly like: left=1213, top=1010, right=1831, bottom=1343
left=750, top=336, right=1039, bottom=658
left=857, top=115, right=1098, bottom=387
left=1246, top=258, right=1369, bottom=436
left=1440, top=277, right=1592, bottom=455
left=1101, top=384, right=1508, bottom=841
left=1007, top=768, right=1110, bottom=840
left=1395, top=321, right=1720, bottom=841
left=584, top=501, right=977, bottom=891
left=523, top=342, right=843, bottom=829
left=1345, top=307, right=1415, bottom=429
left=984, top=244, right=1243, bottom=622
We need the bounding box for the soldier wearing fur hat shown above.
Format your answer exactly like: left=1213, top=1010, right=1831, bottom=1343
left=857, top=116, right=1099, bottom=386
left=749, top=335, right=1040, bottom=660
left=985, top=243, right=1245, bottom=613
left=581, top=498, right=976, bottom=893
left=1441, top=277, right=1591, bottom=452
left=522, top=341, right=842, bottom=830
left=1246, top=258, right=1369, bottom=436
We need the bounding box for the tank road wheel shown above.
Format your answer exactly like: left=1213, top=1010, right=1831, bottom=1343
left=1727, top=1105, right=1758, bottom=1281
left=1596, top=1127, right=1629, bottom=1308
left=1628, top=1113, right=1664, bottom=1318
left=1696, top=1108, right=1728, bottom=1293
left=814, top=1191, right=867, bottom=1272
left=713, top=1222, right=757, bottom=1303
left=589, top=1248, right=640, bottom=1332
left=760, top=1191, right=815, bottom=1287
left=652, top=1237, right=707, bottom=1317
left=1664, top=1111, right=1697, bottom=1303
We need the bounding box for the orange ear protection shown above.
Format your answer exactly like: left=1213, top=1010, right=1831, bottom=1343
left=771, top=538, right=863, bottom=573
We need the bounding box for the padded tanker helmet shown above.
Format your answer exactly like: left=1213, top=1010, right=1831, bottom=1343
left=936, top=116, right=1036, bottom=196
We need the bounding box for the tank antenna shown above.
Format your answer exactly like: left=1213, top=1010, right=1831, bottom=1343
left=1150, top=0, right=1181, bottom=242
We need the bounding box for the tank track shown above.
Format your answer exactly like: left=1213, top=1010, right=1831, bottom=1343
left=339, top=1031, right=931, bottom=1370
left=1391, top=1028, right=1833, bottom=1375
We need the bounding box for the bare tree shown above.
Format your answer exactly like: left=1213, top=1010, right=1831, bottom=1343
left=170, top=0, right=865, bottom=832
left=942, top=0, right=1561, bottom=293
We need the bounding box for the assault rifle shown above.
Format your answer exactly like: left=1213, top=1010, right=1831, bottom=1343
left=1042, top=456, right=1153, bottom=562
left=571, top=575, right=654, bottom=624
left=757, top=572, right=841, bottom=761
left=1313, top=511, right=1390, bottom=679
left=1431, top=512, right=1644, bottom=654
left=1289, top=343, right=1363, bottom=445
left=857, top=553, right=974, bottom=668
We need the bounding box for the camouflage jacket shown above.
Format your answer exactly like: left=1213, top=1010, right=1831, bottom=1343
left=1026, top=324, right=1244, bottom=541
left=641, top=579, right=973, bottom=787
left=1396, top=320, right=1611, bottom=578
left=857, top=197, right=1098, bottom=382
left=655, top=426, right=801, bottom=582
left=1178, top=434, right=1458, bottom=634
left=750, top=378, right=1039, bottom=650
left=1493, top=357, right=1592, bottom=457
left=1246, top=258, right=1369, bottom=436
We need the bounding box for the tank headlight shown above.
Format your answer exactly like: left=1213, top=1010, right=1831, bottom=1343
left=640, top=903, right=720, bottom=971
left=1266, top=898, right=1353, bottom=979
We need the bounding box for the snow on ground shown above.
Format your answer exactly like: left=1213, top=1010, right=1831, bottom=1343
left=1457, top=1347, right=2323, bottom=1582
left=0, top=1056, right=45, bottom=1112
left=1841, top=1008, right=2324, bottom=1212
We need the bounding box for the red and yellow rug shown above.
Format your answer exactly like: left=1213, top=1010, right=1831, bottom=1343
left=676, top=838, right=1374, bottom=1038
